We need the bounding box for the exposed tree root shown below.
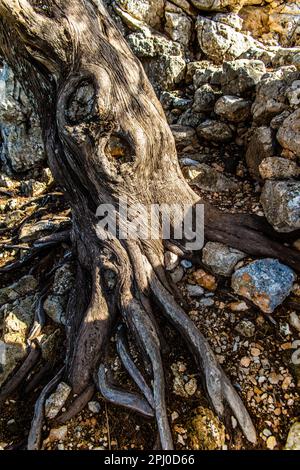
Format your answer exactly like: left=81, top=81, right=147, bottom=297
left=0, top=229, right=71, bottom=274
left=55, top=385, right=95, bottom=425
left=24, top=363, right=53, bottom=395
left=142, top=254, right=257, bottom=445
left=97, top=364, right=154, bottom=419
left=27, top=368, right=64, bottom=450
left=0, top=343, right=40, bottom=406
left=116, top=324, right=155, bottom=409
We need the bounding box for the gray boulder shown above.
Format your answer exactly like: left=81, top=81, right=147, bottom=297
left=197, top=120, right=233, bottom=143
left=232, top=259, right=296, bottom=313
left=165, top=10, right=193, bottom=47
left=252, top=66, right=299, bottom=125
left=196, top=17, right=255, bottom=63
left=113, top=0, right=165, bottom=30
left=183, top=163, right=239, bottom=192
left=170, top=124, right=198, bottom=149
left=127, top=32, right=186, bottom=91
left=44, top=263, right=74, bottom=325
left=277, top=109, right=300, bottom=159
left=191, top=62, right=222, bottom=88
left=193, top=84, right=219, bottom=113
left=259, top=157, right=300, bottom=180
left=202, top=242, right=246, bottom=276
left=245, top=127, right=277, bottom=179
left=214, top=95, right=251, bottom=122
left=220, top=59, right=266, bottom=96
left=0, top=63, right=45, bottom=173
left=261, top=180, right=300, bottom=232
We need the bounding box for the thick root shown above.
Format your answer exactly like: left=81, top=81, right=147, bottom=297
left=143, top=255, right=257, bottom=445
left=116, top=324, right=155, bottom=409
left=0, top=344, right=40, bottom=406
left=56, top=385, right=95, bottom=425
left=27, top=368, right=65, bottom=450
left=97, top=364, right=154, bottom=418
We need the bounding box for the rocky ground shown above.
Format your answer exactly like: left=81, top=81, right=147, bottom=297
left=0, top=0, right=300, bottom=451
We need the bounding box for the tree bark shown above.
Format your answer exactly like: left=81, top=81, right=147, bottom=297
left=0, top=0, right=299, bottom=450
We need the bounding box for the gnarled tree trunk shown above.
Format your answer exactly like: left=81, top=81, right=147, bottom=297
left=0, top=0, right=299, bottom=450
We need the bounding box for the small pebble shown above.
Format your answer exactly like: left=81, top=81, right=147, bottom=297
left=266, top=436, right=277, bottom=450
left=228, top=301, right=249, bottom=312
left=251, top=348, right=261, bottom=357
left=187, top=285, right=204, bottom=297
left=88, top=401, right=101, bottom=414
left=181, top=260, right=193, bottom=269
left=199, top=298, right=215, bottom=307
left=240, top=357, right=251, bottom=368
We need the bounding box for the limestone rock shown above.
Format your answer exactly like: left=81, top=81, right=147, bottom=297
left=165, top=251, right=179, bottom=271
left=191, top=61, right=222, bottom=88
left=0, top=63, right=44, bottom=172
left=213, top=12, right=243, bottom=30
left=286, top=80, right=300, bottom=108
left=191, top=0, right=246, bottom=12
left=202, top=242, right=246, bottom=276
left=170, top=124, right=197, bottom=149
left=193, top=84, right=219, bottom=113
left=232, top=259, right=296, bottom=313
left=187, top=285, right=205, bottom=297
left=235, top=319, right=255, bottom=337
left=88, top=401, right=101, bottom=414
left=187, top=406, right=225, bottom=451
left=177, top=108, right=204, bottom=128
left=169, top=0, right=197, bottom=17
left=160, top=91, right=192, bottom=112
left=252, top=66, right=298, bottom=125
left=220, top=59, right=266, bottom=96
left=285, top=421, right=300, bottom=450
left=40, top=329, right=64, bottom=363
left=127, top=32, right=186, bottom=90
left=245, top=126, right=277, bottom=179
left=240, top=3, right=300, bottom=48
left=45, top=382, right=72, bottom=419
left=183, top=163, right=238, bottom=192
left=47, top=426, right=68, bottom=443
left=114, top=0, right=165, bottom=29
left=277, top=109, right=300, bottom=159
left=261, top=180, right=300, bottom=232
left=44, top=263, right=74, bottom=325
left=268, top=2, right=300, bottom=48
left=197, top=120, right=233, bottom=143
left=270, top=110, right=292, bottom=130
left=215, top=95, right=251, bottom=122
left=165, top=10, right=192, bottom=47
left=0, top=275, right=37, bottom=306
left=0, top=277, right=37, bottom=386
left=196, top=17, right=255, bottom=63
left=259, top=157, right=300, bottom=180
